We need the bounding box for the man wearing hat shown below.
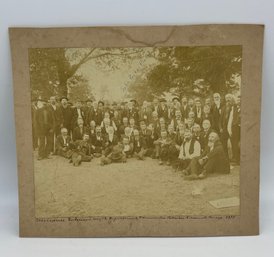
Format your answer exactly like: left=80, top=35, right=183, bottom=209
left=60, top=96, right=73, bottom=134
left=127, top=100, right=139, bottom=122
left=35, top=98, right=54, bottom=160
left=84, top=98, right=94, bottom=125
left=92, top=101, right=105, bottom=125
left=48, top=96, right=64, bottom=153
left=158, top=98, right=169, bottom=121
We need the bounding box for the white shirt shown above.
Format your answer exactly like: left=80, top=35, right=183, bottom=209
left=227, top=106, right=234, bottom=136
left=77, top=108, right=82, bottom=118
left=179, top=140, right=201, bottom=159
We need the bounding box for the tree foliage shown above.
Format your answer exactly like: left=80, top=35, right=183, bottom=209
left=139, top=46, right=242, bottom=99
left=29, top=47, right=145, bottom=99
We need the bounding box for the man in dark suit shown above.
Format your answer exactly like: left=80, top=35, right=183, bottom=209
left=184, top=132, right=230, bottom=179
left=60, top=96, right=73, bottom=134
left=92, top=101, right=104, bottom=126
left=55, top=127, right=72, bottom=158
left=71, top=100, right=86, bottom=129
left=90, top=126, right=105, bottom=157
left=127, top=100, right=139, bottom=122
left=193, top=97, right=203, bottom=125
left=48, top=96, right=64, bottom=153
left=158, top=98, right=169, bottom=121
left=211, top=93, right=224, bottom=133
left=200, top=119, right=214, bottom=151
left=139, top=101, right=152, bottom=125
left=228, top=95, right=241, bottom=164
left=72, top=118, right=87, bottom=141
left=84, top=99, right=94, bottom=125
left=103, top=126, right=119, bottom=156
left=35, top=99, right=54, bottom=160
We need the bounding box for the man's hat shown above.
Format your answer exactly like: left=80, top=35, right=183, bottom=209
left=60, top=96, right=69, bottom=101
left=160, top=98, right=167, bottom=102
left=98, top=100, right=105, bottom=106
left=139, top=119, right=146, bottom=124
left=130, top=99, right=137, bottom=105
left=37, top=96, right=47, bottom=103
left=86, top=98, right=93, bottom=103
left=172, top=96, right=180, bottom=102
left=112, top=101, right=117, bottom=106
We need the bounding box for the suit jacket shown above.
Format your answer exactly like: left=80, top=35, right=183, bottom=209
left=92, top=108, right=104, bottom=126
left=72, top=126, right=87, bottom=141
left=84, top=106, right=94, bottom=125
left=200, top=128, right=214, bottom=151
left=55, top=135, right=72, bottom=151
left=139, top=107, right=152, bottom=124
left=60, top=105, right=73, bottom=131
left=126, top=107, right=139, bottom=121
left=90, top=133, right=105, bottom=147
left=202, top=141, right=230, bottom=174
left=158, top=105, right=169, bottom=121
left=35, top=106, right=54, bottom=135
left=48, top=105, right=64, bottom=128
left=212, top=103, right=224, bottom=132
left=71, top=107, right=86, bottom=128
left=140, top=129, right=154, bottom=148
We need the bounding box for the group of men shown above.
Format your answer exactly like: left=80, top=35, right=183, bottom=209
left=32, top=92, right=240, bottom=179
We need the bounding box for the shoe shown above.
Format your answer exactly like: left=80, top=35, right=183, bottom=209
left=198, top=171, right=207, bottom=179
left=184, top=174, right=199, bottom=180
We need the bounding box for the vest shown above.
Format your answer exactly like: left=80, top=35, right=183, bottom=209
left=183, top=139, right=196, bottom=156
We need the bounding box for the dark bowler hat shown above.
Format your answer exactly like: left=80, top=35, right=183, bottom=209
left=130, top=99, right=137, bottom=105
left=98, top=100, right=105, bottom=106
left=139, top=119, right=146, bottom=124
left=160, top=98, right=167, bottom=102
left=86, top=98, right=93, bottom=103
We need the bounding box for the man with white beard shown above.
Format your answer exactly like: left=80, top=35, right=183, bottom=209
left=183, top=132, right=230, bottom=179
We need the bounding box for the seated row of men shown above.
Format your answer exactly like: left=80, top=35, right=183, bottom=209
left=55, top=116, right=230, bottom=179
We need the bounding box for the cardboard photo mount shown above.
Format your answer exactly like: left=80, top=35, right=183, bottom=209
left=9, top=24, right=264, bottom=237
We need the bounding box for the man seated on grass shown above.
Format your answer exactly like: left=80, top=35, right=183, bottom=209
left=90, top=126, right=104, bottom=157
left=176, top=129, right=201, bottom=171
left=154, top=130, right=172, bottom=165
left=100, top=142, right=127, bottom=166
left=132, top=129, right=147, bottom=160
left=55, top=127, right=73, bottom=158
left=73, top=133, right=93, bottom=162
left=122, top=135, right=134, bottom=158
left=183, top=132, right=230, bottom=180
left=103, top=126, right=119, bottom=156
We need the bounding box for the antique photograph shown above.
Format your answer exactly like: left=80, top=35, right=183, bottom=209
left=29, top=45, right=241, bottom=218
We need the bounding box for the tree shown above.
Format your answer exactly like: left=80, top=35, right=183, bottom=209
left=67, top=75, right=94, bottom=103
left=141, top=46, right=242, bottom=98
left=29, top=47, right=145, bottom=99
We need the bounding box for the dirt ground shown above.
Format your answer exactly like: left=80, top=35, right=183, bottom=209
left=34, top=153, right=240, bottom=218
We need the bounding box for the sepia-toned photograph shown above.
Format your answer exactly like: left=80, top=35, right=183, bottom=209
left=29, top=45, right=241, bottom=218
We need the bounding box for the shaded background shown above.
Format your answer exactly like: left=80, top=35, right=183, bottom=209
left=0, top=0, right=273, bottom=256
